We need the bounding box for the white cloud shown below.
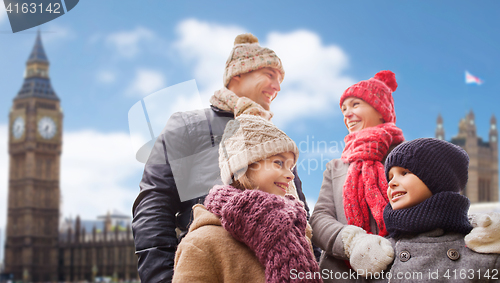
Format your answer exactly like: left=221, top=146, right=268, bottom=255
left=96, top=70, right=116, bottom=84
left=60, top=130, right=143, bottom=221
left=43, top=23, right=76, bottom=44
left=266, top=31, right=355, bottom=127
left=87, top=33, right=103, bottom=46
left=173, top=19, right=356, bottom=128
left=174, top=19, right=246, bottom=102
left=126, top=68, right=166, bottom=97
left=106, top=26, right=156, bottom=58
left=0, top=126, right=143, bottom=234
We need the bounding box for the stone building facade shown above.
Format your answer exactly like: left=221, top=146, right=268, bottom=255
left=5, top=31, right=62, bottom=283
left=58, top=215, right=137, bottom=282
left=436, top=111, right=499, bottom=203
left=4, top=32, right=137, bottom=282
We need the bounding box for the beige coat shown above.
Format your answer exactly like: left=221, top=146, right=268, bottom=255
left=310, top=159, right=380, bottom=283
left=173, top=204, right=266, bottom=283
left=174, top=202, right=315, bottom=282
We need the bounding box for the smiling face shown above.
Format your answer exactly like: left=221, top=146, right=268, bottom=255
left=387, top=166, right=433, bottom=210
left=228, top=67, right=282, bottom=111
left=246, top=152, right=295, bottom=196
left=341, top=97, right=384, bottom=133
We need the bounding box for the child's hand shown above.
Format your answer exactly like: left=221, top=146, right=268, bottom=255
left=342, top=225, right=394, bottom=276
left=465, top=212, right=500, bottom=254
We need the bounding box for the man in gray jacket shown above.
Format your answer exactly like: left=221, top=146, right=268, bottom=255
left=132, top=33, right=311, bottom=283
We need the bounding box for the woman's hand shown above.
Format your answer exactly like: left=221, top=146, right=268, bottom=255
left=342, top=225, right=394, bottom=276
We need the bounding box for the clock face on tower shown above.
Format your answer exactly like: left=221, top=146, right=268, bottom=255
left=38, top=116, right=57, bottom=139
left=12, top=116, right=25, bottom=139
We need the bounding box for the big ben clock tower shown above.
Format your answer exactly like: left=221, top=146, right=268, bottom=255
left=5, top=31, right=62, bottom=282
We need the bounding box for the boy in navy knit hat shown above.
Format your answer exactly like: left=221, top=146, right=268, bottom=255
left=384, top=138, right=471, bottom=236
left=368, top=138, right=500, bottom=282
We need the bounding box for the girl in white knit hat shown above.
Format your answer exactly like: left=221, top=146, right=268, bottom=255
left=173, top=114, right=321, bottom=283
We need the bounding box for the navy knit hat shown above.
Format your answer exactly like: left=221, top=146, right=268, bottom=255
left=385, top=138, right=469, bottom=194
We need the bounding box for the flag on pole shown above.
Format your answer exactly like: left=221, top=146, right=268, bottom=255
left=465, top=70, right=484, bottom=85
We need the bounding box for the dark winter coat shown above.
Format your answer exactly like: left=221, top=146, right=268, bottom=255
left=132, top=106, right=309, bottom=283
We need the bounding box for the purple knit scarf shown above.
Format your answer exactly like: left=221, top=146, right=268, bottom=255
left=204, top=185, right=321, bottom=283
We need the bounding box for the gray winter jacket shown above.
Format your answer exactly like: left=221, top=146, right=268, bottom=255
left=311, top=159, right=499, bottom=283
left=372, top=229, right=500, bottom=283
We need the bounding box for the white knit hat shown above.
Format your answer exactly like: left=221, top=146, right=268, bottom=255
left=223, top=33, right=285, bottom=87
left=219, top=114, right=299, bottom=185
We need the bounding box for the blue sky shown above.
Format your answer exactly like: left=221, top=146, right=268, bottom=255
left=1, top=1, right=500, bottom=258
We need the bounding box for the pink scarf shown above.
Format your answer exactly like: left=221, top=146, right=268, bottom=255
left=341, top=123, right=404, bottom=236
left=204, top=185, right=321, bottom=283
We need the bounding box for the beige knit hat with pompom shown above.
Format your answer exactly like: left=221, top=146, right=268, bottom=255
left=223, top=33, right=285, bottom=87
left=219, top=114, right=298, bottom=185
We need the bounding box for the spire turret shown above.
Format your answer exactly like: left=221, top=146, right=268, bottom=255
left=27, top=30, right=49, bottom=64
left=436, top=114, right=445, bottom=140
left=75, top=216, right=81, bottom=243
left=458, top=118, right=467, bottom=137
left=466, top=109, right=477, bottom=137
left=490, top=114, right=498, bottom=146
left=15, top=31, right=58, bottom=101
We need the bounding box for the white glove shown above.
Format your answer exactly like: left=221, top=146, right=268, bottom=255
left=342, top=225, right=394, bottom=276
left=465, top=212, right=500, bottom=254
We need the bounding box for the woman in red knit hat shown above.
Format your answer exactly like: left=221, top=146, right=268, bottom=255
left=310, top=71, right=500, bottom=282
left=310, top=70, right=404, bottom=282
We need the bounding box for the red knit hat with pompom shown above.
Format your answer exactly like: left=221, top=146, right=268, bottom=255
left=339, top=70, right=398, bottom=123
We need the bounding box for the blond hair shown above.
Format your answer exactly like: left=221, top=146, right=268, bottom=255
left=230, top=174, right=254, bottom=191
left=230, top=163, right=260, bottom=191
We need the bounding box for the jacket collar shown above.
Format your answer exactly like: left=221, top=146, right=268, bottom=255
left=189, top=204, right=222, bottom=233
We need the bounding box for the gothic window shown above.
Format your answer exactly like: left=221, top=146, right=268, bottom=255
left=479, top=179, right=491, bottom=202
left=34, top=248, right=40, bottom=265
left=16, top=156, right=25, bottom=179
left=13, top=218, right=18, bottom=234
left=45, top=190, right=51, bottom=208
left=486, top=180, right=491, bottom=201
left=108, top=249, right=113, bottom=265
left=97, top=249, right=103, bottom=266
left=479, top=179, right=484, bottom=201
left=44, top=218, right=52, bottom=236
left=45, top=159, right=52, bottom=180
left=10, top=158, right=16, bottom=179
left=37, top=159, right=43, bottom=179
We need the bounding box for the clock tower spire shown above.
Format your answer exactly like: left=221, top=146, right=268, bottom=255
left=16, top=30, right=58, bottom=101
left=6, top=31, right=62, bottom=282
